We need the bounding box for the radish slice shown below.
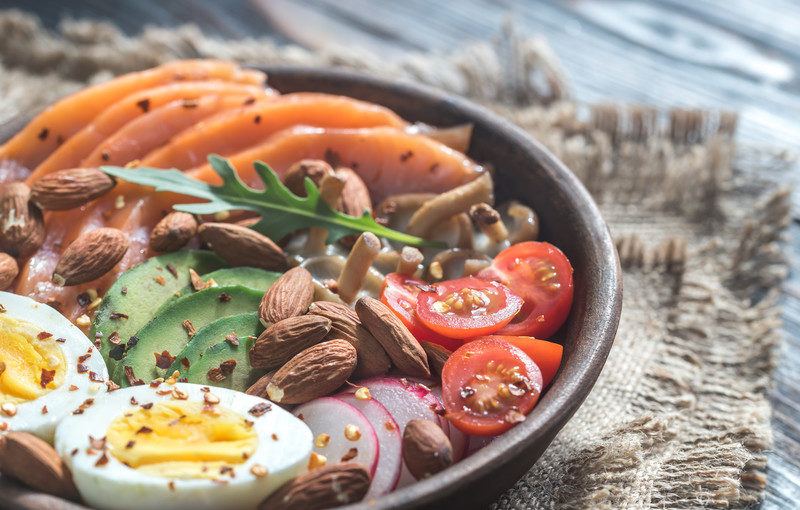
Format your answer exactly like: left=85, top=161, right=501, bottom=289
left=430, top=385, right=467, bottom=461
left=336, top=392, right=401, bottom=496
left=465, top=434, right=496, bottom=456
left=293, top=397, right=379, bottom=476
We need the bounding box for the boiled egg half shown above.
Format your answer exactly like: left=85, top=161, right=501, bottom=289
left=0, top=291, right=108, bottom=442
left=55, top=382, right=312, bottom=510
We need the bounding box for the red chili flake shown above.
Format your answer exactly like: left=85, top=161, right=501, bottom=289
left=168, top=481, right=176, bottom=492
left=201, top=386, right=210, bottom=393
left=243, top=97, right=256, bottom=105
left=70, top=448, right=78, bottom=457
left=156, top=389, right=172, bottom=396
left=107, top=331, right=121, bottom=345
left=224, top=333, right=239, bottom=347
left=69, top=385, right=79, bottom=391
left=136, top=98, right=150, bottom=112
left=182, top=98, right=200, bottom=108
left=38, top=127, right=49, bottom=141
left=110, top=312, right=129, bottom=320
left=166, top=263, right=178, bottom=278
left=130, top=396, right=138, bottom=405
left=220, top=465, right=235, bottom=477
left=106, top=380, right=120, bottom=392
left=271, top=433, right=279, bottom=441
left=101, top=151, right=110, bottom=162
left=72, top=398, right=95, bottom=415
left=182, top=320, right=196, bottom=338
left=125, top=440, right=135, bottom=449
left=40, top=368, right=56, bottom=388
left=218, top=292, right=232, bottom=303
left=141, top=402, right=153, bottom=410
left=244, top=419, right=254, bottom=428
left=55, top=337, right=66, bottom=343
left=77, top=363, right=88, bottom=374
left=248, top=403, right=271, bottom=417
left=254, top=115, right=261, bottom=124
left=124, top=366, right=144, bottom=386
left=89, top=435, right=107, bottom=450
left=41, top=405, right=48, bottom=415
left=89, top=371, right=105, bottom=383
left=37, top=331, right=52, bottom=340
left=154, top=275, right=166, bottom=286
left=78, top=353, right=92, bottom=363
left=207, top=367, right=225, bottom=382
left=399, top=150, right=414, bottom=162
left=178, top=377, right=188, bottom=383
left=341, top=447, right=358, bottom=462
left=219, top=359, right=236, bottom=375
left=94, top=452, right=109, bottom=467
left=154, top=350, right=176, bottom=369
left=136, top=426, right=153, bottom=434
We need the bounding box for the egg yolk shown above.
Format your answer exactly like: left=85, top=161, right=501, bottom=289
left=107, top=401, right=258, bottom=479
left=0, top=315, right=66, bottom=405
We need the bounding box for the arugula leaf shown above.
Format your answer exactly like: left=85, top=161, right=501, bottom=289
left=101, top=155, right=440, bottom=247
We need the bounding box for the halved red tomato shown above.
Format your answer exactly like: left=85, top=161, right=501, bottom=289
left=416, top=277, right=522, bottom=339
left=478, top=241, right=573, bottom=338
left=477, top=336, right=562, bottom=387
left=380, top=273, right=462, bottom=351
left=442, top=338, right=542, bottom=435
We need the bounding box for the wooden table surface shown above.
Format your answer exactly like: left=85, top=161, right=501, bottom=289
left=2, top=1, right=798, bottom=507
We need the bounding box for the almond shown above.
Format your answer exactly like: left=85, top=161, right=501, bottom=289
left=259, top=462, right=369, bottom=510
left=421, top=341, right=452, bottom=378
left=250, top=315, right=332, bottom=370
left=355, top=297, right=430, bottom=378
left=266, top=339, right=356, bottom=404
left=402, top=419, right=454, bottom=480
left=245, top=370, right=275, bottom=397
left=199, top=222, right=288, bottom=271
left=0, top=182, right=44, bottom=257
left=149, top=211, right=198, bottom=252
left=259, top=266, right=314, bottom=323
left=283, top=159, right=335, bottom=197
left=308, top=301, right=390, bottom=378
left=54, top=227, right=129, bottom=286
left=0, top=252, right=19, bottom=290
left=336, top=168, right=372, bottom=217
left=30, top=167, right=115, bottom=210
left=0, top=431, right=79, bottom=500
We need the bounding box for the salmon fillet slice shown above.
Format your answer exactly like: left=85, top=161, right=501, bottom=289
left=0, top=60, right=265, bottom=171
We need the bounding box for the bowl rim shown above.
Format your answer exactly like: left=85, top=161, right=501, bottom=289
left=260, top=65, right=623, bottom=509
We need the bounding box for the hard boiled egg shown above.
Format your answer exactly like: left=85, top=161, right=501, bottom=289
left=55, top=382, right=312, bottom=510
left=0, top=291, right=108, bottom=442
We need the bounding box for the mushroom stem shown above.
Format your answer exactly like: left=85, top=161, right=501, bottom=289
left=405, top=173, right=493, bottom=237
left=396, top=247, right=423, bottom=276
left=470, top=203, right=509, bottom=243
left=304, top=173, right=346, bottom=254
left=337, top=232, right=381, bottom=303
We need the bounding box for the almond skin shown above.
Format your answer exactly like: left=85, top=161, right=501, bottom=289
left=250, top=315, right=331, bottom=370
left=421, top=341, right=452, bottom=378
left=355, top=297, right=430, bottom=378
left=259, top=266, right=314, bottom=323
left=402, top=419, right=454, bottom=480
left=336, top=167, right=372, bottom=217
left=266, top=339, right=356, bottom=404
left=283, top=159, right=335, bottom=197
left=0, top=432, right=79, bottom=500
left=307, top=301, right=391, bottom=378
left=0, top=182, right=44, bottom=257
left=30, top=167, right=115, bottom=210
left=259, top=462, right=370, bottom=510
left=0, top=252, right=19, bottom=290
left=149, top=211, right=198, bottom=252
left=54, top=227, right=129, bottom=286
left=199, top=222, right=288, bottom=271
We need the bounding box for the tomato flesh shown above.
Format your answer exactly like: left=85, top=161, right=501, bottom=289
left=442, top=338, right=542, bottom=435
left=380, top=273, right=462, bottom=351
left=478, top=336, right=562, bottom=387
left=416, top=277, right=522, bottom=340
left=478, top=241, right=573, bottom=338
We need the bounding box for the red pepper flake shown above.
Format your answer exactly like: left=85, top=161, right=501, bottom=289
left=154, top=350, right=176, bottom=369
left=77, top=363, right=88, bottom=374
left=95, top=452, right=109, bottom=467
left=38, top=127, right=49, bottom=140
left=89, top=435, right=106, bottom=450
left=244, top=419, right=254, bottom=428
left=271, top=433, right=279, bottom=441
left=150, top=379, right=162, bottom=388
left=125, top=440, right=135, bottom=449
left=220, top=359, right=236, bottom=375
left=89, top=371, right=105, bottom=383
left=168, top=481, right=176, bottom=492
left=156, top=389, right=173, bottom=396
left=130, top=396, right=138, bottom=405
left=341, top=447, right=358, bottom=462
left=181, top=357, right=190, bottom=369
left=78, top=353, right=92, bottom=363
left=136, top=98, right=150, bottom=112
left=243, top=97, right=256, bottom=105
left=154, top=275, right=166, bottom=286
left=182, top=320, right=196, bottom=338
left=136, top=426, right=153, bottom=434
left=224, top=333, right=239, bottom=347
left=110, top=312, right=129, bottom=320
left=166, top=263, right=178, bottom=278
left=70, top=448, right=78, bottom=457
left=56, top=337, right=66, bottom=343
left=106, top=380, right=120, bottom=392
left=207, top=367, right=225, bottom=382
left=108, top=331, right=121, bottom=345
left=41, top=405, right=48, bottom=415
left=182, top=98, right=200, bottom=109
left=248, top=402, right=271, bottom=417
left=399, top=150, right=414, bottom=162
left=254, top=114, right=261, bottom=124
left=40, top=368, right=56, bottom=388
left=218, top=292, right=232, bottom=303
left=201, top=386, right=210, bottom=393
left=69, top=385, right=79, bottom=391
left=141, top=402, right=153, bottom=410
left=72, top=398, right=95, bottom=415
left=220, top=466, right=235, bottom=477
left=101, top=151, right=110, bottom=162
left=37, top=331, right=52, bottom=340
left=124, top=366, right=144, bottom=386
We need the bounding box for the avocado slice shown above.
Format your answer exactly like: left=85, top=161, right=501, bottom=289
left=160, top=267, right=281, bottom=310
left=113, top=285, right=262, bottom=386
left=91, top=250, right=224, bottom=373
left=173, top=312, right=265, bottom=392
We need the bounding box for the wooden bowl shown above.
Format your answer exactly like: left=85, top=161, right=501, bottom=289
left=0, top=67, right=621, bottom=510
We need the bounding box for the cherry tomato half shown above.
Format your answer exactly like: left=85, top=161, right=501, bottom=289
left=380, top=273, right=462, bottom=351
left=478, top=336, right=562, bottom=387
left=478, top=241, right=574, bottom=338
left=416, top=277, right=523, bottom=340
left=442, top=338, right=542, bottom=435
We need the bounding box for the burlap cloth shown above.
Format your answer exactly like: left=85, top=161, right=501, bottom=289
left=0, top=11, right=793, bottom=509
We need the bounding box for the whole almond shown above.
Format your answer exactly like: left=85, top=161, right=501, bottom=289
left=250, top=315, right=331, bottom=370
left=245, top=370, right=275, bottom=397
left=199, top=222, right=288, bottom=271
left=0, top=252, right=19, bottom=290
left=402, top=419, right=454, bottom=480
left=336, top=168, right=372, bottom=217
left=259, top=266, right=314, bottom=323
left=0, top=432, right=79, bottom=500
left=30, top=167, right=115, bottom=210
left=355, top=297, right=430, bottom=378
left=0, top=182, right=44, bottom=257
left=308, top=301, right=390, bottom=378
left=259, top=462, right=369, bottom=510
left=149, top=211, right=198, bottom=252
left=266, top=339, right=356, bottom=404
left=421, top=341, right=452, bottom=378
left=283, top=159, right=335, bottom=197
left=54, top=227, right=129, bottom=286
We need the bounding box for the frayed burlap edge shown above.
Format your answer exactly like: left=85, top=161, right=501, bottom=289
left=0, top=10, right=793, bottom=509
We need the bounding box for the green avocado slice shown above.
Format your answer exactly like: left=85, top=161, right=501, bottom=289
left=113, top=285, right=262, bottom=386
left=91, top=250, right=224, bottom=373
left=159, top=267, right=281, bottom=311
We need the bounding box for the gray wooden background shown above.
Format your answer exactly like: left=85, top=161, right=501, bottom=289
left=1, top=1, right=797, bottom=507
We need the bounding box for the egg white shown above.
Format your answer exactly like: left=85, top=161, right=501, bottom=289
left=55, top=383, right=312, bottom=510
left=0, top=291, right=108, bottom=443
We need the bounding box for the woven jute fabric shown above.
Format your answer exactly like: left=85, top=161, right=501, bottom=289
left=0, top=11, right=792, bottom=509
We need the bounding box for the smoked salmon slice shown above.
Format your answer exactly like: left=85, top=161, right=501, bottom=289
left=28, top=81, right=272, bottom=183
left=139, top=93, right=407, bottom=169
left=0, top=60, right=265, bottom=172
